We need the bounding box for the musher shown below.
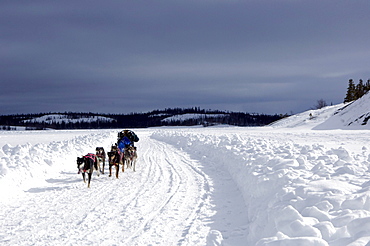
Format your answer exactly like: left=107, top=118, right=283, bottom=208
left=117, top=129, right=139, bottom=152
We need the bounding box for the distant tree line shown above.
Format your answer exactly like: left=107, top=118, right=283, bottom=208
left=1, top=125, right=17, bottom=131
left=0, top=108, right=283, bottom=130
left=344, top=79, right=370, bottom=103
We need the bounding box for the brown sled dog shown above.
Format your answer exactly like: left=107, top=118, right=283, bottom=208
left=107, top=145, right=123, bottom=178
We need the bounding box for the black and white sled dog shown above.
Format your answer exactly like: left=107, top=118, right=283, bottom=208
left=95, top=147, right=106, bottom=174
left=124, top=146, right=138, bottom=172
left=76, top=153, right=100, bottom=188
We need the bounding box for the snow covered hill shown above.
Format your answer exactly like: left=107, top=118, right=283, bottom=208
left=23, top=114, right=116, bottom=124
left=315, top=92, right=370, bottom=130
left=270, top=104, right=344, bottom=129
left=271, top=92, right=370, bottom=130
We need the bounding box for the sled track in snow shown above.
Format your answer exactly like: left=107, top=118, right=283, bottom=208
left=0, top=133, right=213, bottom=245
left=122, top=137, right=213, bottom=245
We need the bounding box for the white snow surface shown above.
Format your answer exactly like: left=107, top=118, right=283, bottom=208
left=2, top=104, right=370, bottom=245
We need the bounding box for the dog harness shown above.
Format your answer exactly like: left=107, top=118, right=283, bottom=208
left=77, top=154, right=96, bottom=173
left=85, top=153, right=96, bottom=161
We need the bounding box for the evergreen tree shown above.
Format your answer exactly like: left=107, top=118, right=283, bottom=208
left=344, top=79, right=356, bottom=103
left=355, top=79, right=365, bottom=99
left=365, top=79, right=370, bottom=94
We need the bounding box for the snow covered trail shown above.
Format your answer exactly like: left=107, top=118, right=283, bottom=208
left=0, top=129, right=248, bottom=245
left=114, top=134, right=213, bottom=246
left=3, top=126, right=370, bottom=245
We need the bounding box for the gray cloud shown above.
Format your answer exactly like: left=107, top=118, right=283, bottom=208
left=1, top=0, right=370, bottom=115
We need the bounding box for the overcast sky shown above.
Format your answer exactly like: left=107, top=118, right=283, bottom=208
left=1, top=0, right=370, bottom=115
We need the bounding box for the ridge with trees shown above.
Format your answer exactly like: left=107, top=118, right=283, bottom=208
left=0, top=108, right=283, bottom=130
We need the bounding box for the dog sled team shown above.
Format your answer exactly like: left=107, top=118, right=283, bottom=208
left=76, top=129, right=139, bottom=188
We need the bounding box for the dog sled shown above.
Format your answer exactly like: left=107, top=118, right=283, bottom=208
left=117, top=130, right=139, bottom=147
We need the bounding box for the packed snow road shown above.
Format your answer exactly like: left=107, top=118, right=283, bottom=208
left=0, top=129, right=248, bottom=245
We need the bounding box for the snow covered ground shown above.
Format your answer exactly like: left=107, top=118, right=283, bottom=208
left=1, top=104, right=370, bottom=245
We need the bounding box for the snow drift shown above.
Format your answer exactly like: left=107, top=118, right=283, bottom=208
left=152, top=127, right=370, bottom=245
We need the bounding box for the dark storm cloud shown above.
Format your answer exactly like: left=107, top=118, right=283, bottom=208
left=1, top=0, right=370, bottom=115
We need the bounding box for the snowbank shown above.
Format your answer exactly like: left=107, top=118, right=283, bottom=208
left=0, top=130, right=116, bottom=198
left=152, top=128, right=370, bottom=245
